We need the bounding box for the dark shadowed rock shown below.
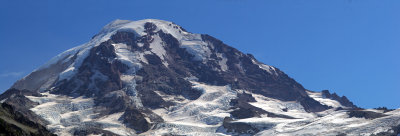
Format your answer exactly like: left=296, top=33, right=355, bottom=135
left=122, top=108, right=150, bottom=133
left=348, top=109, right=387, bottom=119
left=374, top=107, right=395, bottom=113
left=0, top=102, right=55, bottom=136
left=0, top=89, right=48, bottom=126
left=221, top=117, right=260, bottom=135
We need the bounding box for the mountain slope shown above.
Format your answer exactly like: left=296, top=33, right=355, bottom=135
left=0, top=100, right=54, bottom=136
left=1, top=19, right=399, bottom=136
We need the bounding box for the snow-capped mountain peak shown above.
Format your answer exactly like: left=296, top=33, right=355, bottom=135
left=1, top=19, right=399, bottom=136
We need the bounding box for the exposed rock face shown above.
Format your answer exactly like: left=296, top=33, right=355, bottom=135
left=221, top=117, right=261, bottom=135
left=0, top=102, right=55, bottom=136
left=321, top=90, right=357, bottom=108
left=0, top=19, right=399, bottom=136
left=348, top=109, right=387, bottom=119
left=0, top=89, right=48, bottom=126
left=229, top=92, right=296, bottom=119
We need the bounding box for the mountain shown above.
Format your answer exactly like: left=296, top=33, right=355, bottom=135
left=1, top=19, right=399, bottom=136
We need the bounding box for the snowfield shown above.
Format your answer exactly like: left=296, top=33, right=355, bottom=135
left=25, top=86, right=400, bottom=136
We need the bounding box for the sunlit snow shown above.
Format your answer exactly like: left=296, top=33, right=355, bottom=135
left=26, top=92, right=136, bottom=136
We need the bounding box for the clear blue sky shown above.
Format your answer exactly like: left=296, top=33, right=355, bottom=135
left=0, top=0, right=399, bottom=109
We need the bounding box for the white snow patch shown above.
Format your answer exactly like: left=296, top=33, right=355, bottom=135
left=58, top=66, right=76, bottom=81
left=181, top=37, right=211, bottom=62
left=251, top=59, right=277, bottom=75
left=0, top=98, right=7, bottom=103
left=307, top=91, right=343, bottom=108
left=137, top=42, right=144, bottom=47
left=88, top=134, right=103, bottom=136
left=149, top=34, right=168, bottom=67
left=113, top=43, right=146, bottom=70
left=216, top=53, right=228, bottom=71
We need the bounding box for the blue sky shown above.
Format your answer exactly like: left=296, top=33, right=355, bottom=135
left=0, top=0, right=399, bottom=109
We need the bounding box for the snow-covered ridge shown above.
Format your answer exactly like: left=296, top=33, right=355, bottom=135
left=251, top=58, right=277, bottom=75
left=33, top=19, right=215, bottom=82
left=307, top=91, right=344, bottom=108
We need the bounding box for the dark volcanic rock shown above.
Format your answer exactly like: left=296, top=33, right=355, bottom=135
left=348, top=109, right=387, bottom=119
left=200, top=34, right=329, bottom=112
left=72, top=129, right=118, bottom=136
left=0, top=89, right=48, bottom=126
left=321, top=90, right=357, bottom=108
left=0, top=103, right=55, bottom=136
left=230, top=92, right=268, bottom=119
left=122, top=108, right=150, bottom=133
left=221, top=117, right=261, bottom=135
left=53, top=40, right=126, bottom=97
left=374, top=107, right=395, bottom=113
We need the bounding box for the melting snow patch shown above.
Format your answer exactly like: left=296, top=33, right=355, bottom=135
left=149, top=34, right=168, bottom=67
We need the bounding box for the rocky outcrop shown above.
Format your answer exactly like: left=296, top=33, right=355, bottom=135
left=348, top=109, right=387, bottom=119
left=121, top=108, right=150, bottom=133
left=229, top=92, right=296, bottom=119
left=321, top=90, right=357, bottom=108
left=0, top=102, right=55, bottom=136
left=221, top=117, right=261, bottom=135
left=0, top=89, right=48, bottom=126
left=200, top=34, right=329, bottom=112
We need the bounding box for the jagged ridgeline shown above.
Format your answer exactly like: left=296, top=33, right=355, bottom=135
left=1, top=19, right=399, bottom=136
